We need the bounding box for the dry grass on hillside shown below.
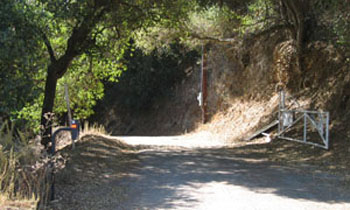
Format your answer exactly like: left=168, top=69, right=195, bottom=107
left=198, top=90, right=279, bottom=143
left=195, top=83, right=350, bottom=177
left=190, top=38, right=350, bottom=177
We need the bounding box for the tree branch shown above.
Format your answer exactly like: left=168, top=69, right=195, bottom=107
left=245, top=24, right=291, bottom=40
left=189, top=23, right=290, bottom=46
left=55, top=6, right=109, bottom=78
left=190, top=33, right=238, bottom=44
left=42, top=33, right=57, bottom=63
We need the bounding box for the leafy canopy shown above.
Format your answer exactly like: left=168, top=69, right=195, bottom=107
left=3, top=0, right=349, bottom=129
left=0, top=0, right=44, bottom=116
left=2, top=0, right=199, bottom=128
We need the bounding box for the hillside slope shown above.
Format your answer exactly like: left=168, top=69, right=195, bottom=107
left=92, top=29, right=350, bottom=175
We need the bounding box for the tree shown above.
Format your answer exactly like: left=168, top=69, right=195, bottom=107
left=24, top=0, right=193, bottom=147
left=38, top=0, right=113, bottom=146
left=3, top=0, right=320, bottom=147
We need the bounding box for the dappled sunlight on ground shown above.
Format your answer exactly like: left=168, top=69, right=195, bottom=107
left=117, top=147, right=350, bottom=210
left=49, top=132, right=350, bottom=210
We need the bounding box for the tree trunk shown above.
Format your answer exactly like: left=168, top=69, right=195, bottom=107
left=40, top=66, right=58, bottom=147
left=280, top=0, right=309, bottom=75
left=219, top=0, right=223, bottom=8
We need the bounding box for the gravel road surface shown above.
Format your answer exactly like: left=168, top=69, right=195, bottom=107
left=115, top=135, right=350, bottom=210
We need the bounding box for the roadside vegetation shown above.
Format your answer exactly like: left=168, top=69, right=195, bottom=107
left=0, top=122, right=50, bottom=209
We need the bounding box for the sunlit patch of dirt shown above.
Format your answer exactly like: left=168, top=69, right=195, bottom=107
left=1, top=198, right=37, bottom=210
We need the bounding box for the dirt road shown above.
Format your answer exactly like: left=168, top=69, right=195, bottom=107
left=115, top=134, right=350, bottom=210
left=52, top=133, right=350, bottom=210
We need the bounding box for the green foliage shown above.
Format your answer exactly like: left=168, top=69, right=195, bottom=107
left=133, top=0, right=280, bottom=52
left=3, top=0, right=348, bottom=132
left=312, top=0, right=350, bottom=47
left=331, top=2, right=350, bottom=47
left=197, top=0, right=254, bottom=10
left=0, top=0, right=44, bottom=116
left=133, top=0, right=197, bottom=52
left=239, top=0, right=275, bottom=35
left=2, top=0, right=132, bottom=128
left=55, top=57, right=108, bottom=119
left=1, top=0, right=276, bottom=128
left=134, top=3, right=240, bottom=51
left=29, top=0, right=200, bottom=130
left=17, top=51, right=126, bottom=128
left=186, top=5, right=240, bottom=40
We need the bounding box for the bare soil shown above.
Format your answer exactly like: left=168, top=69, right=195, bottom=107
left=48, top=134, right=139, bottom=210
left=47, top=133, right=350, bottom=210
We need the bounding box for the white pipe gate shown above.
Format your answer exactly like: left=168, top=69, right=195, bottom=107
left=277, top=91, right=330, bottom=150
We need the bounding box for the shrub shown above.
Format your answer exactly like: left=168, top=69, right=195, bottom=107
left=0, top=122, right=51, bottom=209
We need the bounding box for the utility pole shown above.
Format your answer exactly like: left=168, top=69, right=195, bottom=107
left=201, top=44, right=208, bottom=123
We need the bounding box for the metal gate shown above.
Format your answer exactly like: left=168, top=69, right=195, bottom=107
left=277, top=91, right=330, bottom=150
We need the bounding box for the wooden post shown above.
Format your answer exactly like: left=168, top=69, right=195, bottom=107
left=64, top=83, right=75, bottom=149
left=201, top=45, right=208, bottom=123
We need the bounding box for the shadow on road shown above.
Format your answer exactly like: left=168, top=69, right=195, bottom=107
left=53, top=134, right=350, bottom=210
left=117, top=146, right=350, bottom=209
